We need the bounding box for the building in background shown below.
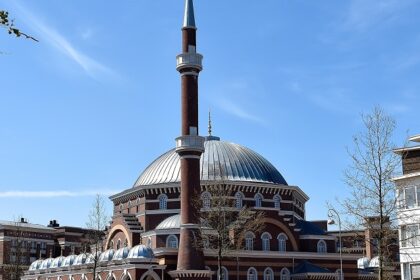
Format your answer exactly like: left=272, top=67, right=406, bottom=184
left=0, top=219, right=94, bottom=280
left=394, top=134, right=420, bottom=280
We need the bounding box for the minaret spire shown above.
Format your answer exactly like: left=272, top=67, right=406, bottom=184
left=208, top=110, right=212, bottom=136
left=183, top=0, right=196, bottom=29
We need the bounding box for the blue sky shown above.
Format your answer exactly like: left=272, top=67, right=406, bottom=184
left=0, top=0, right=419, bottom=228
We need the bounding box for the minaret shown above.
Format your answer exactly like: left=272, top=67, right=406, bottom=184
left=169, top=0, right=210, bottom=279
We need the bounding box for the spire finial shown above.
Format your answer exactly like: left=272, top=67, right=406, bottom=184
left=208, top=110, right=212, bottom=136
left=183, top=0, right=196, bottom=29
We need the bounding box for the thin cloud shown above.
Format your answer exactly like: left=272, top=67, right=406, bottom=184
left=13, top=2, right=117, bottom=80
left=0, top=190, right=118, bottom=198
left=217, top=98, right=266, bottom=125
left=344, top=0, right=414, bottom=32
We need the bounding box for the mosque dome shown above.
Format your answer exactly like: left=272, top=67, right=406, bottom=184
left=29, top=260, right=43, bottom=271
left=134, top=137, right=287, bottom=187
left=99, top=249, right=115, bottom=262
left=127, top=245, right=154, bottom=259
left=113, top=247, right=130, bottom=261
left=73, top=253, right=88, bottom=266
left=39, top=258, right=54, bottom=270
left=156, top=214, right=181, bottom=230
left=50, top=256, right=65, bottom=268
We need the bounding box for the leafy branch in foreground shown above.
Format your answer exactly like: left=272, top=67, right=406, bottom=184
left=1, top=10, right=38, bottom=42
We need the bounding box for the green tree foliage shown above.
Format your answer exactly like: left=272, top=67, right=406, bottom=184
left=1, top=10, right=38, bottom=41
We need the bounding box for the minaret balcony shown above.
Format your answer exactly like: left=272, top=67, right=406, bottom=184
left=175, top=135, right=205, bottom=154
left=176, top=53, right=203, bottom=72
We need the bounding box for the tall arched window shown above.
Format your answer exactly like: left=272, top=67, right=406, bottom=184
left=109, top=240, right=114, bottom=250
left=280, top=268, right=290, bottom=280
left=277, top=233, right=288, bottom=252
left=116, top=239, right=121, bottom=250
left=201, top=192, right=211, bottom=209
left=255, top=193, right=263, bottom=208
left=247, top=267, right=258, bottom=280
left=317, top=240, right=327, bottom=253
left=261, top=232, right=271, bottom=251
left=263, top=268, right=274, bottom=280
left=235, top=192, right=244, bottom=209
left=245, top=232, right=255, bottom=251
left=166, top=235, right=178, bottom=248
left=219, top=266, right=229, bottom=280
left=158, top=194, right=168, bottom=210
left=274, top=195, right=281, bottom=209
left=123, top=239, right=128, bottom=247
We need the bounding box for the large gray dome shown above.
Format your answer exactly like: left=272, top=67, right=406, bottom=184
left=134, top=137, right=287, bottom=187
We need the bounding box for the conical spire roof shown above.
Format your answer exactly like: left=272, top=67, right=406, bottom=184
left=183, top=0, right=196, bottom=28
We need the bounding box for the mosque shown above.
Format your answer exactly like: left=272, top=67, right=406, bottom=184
left=23, top=1, right=365, bottom=279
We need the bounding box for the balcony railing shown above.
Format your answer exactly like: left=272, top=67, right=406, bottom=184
left=175, top=135, right=205, bottom=154
left=176, top=53, right=203, bottom=71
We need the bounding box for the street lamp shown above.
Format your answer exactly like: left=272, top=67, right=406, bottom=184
left=328, top=208, right=343, bottom=280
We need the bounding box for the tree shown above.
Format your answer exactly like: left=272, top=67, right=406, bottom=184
left=340, top=106, right=401, bottom=280
left=86, top=195, right=108, bottom=280
left=195, top=186, right=265, bottom=280
left=0, top=10, right=37, bottom=41
left=3, top=217, right=31, bottom=280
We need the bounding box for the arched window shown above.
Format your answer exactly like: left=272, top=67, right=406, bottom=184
left=158, top=194, right=168, bottom=210
left=116, top=239, right=121, bottom=250
left=146, top=237, right=152, bottom=248
left=166, top=235, right=178, bottom=248
left=219, top=266, right=228, bottom=280
left=317, top=240, right=327, bottom=253
left=127, top=201, right=131, bottom=214
left=247, top=267, right=258, bottom=280
left=235, top=192, right=244, bottom=209
left=109, top=240, right=114, bottom=250
left=274, top=195, right=281, bottom=209
left=280, top=268, right=290, bottom=280
left=263, top=268, right=274, bottom=280
left=123, top=239, right=128, bottom=247
left=255, top=193, right=263, bottom=208
left=245, top=232, right=255, bottom=251
left=261, top=232, right=271, bottom=251
left=277, top=233, right=288, bottom=252
left=201, top=192, right=211, bottom=209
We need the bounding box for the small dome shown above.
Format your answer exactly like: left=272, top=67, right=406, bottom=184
left=156, top=214, right=181, bottom=230
left=127, top=245, right=154, bottom=259
left=73, top=253, right=88, bottom=266
left=39, top=258, right=54, bottom=270
left=113, top=247, right=130, bottom=261
left=29, top=259, right=43, bottom=271
left=61, top=255, right=77, bottom=267
left=99, top=249, right=115, bottom=262
left=86, top=252, right=101, bottom=264
left=369, top=256, right=379, bottom=268
left=50, top=256, right=65, bottom=268
left=357, top=257, right=370, bottom=269
left=134, top=138, right=288, bottom=186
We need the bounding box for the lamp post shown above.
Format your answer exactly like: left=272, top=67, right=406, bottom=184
left=328, top=209, right=343, bottom=280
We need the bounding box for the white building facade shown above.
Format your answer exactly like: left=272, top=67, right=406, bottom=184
left=395, top=135, right=420, bottom=280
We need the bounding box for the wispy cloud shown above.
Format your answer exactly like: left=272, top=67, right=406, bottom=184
left=14, top=2, right=117, bottom=80
left=344, top=0, right=414, bottom=32
left=217, top=97, right=266, bottom=125
left=0, top=190, right=118, bottom=198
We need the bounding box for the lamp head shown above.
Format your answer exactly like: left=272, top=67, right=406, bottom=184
left=327, top=219, right=335, bottom=225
